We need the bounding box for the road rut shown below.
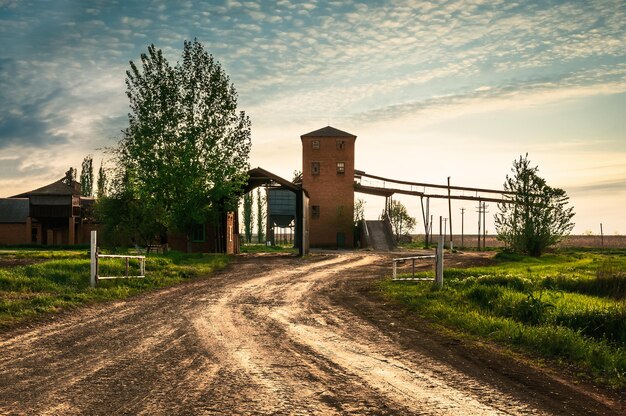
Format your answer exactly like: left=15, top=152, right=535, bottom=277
left=0, top=253, right=622, bottom=415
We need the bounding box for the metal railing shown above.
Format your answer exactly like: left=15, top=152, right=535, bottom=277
left=90, top=231, right=146, bottom=288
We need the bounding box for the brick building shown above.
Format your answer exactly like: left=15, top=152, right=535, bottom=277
left=0, top=178, right=96, bottom=246
left=301, top=126, right=356, bottom=248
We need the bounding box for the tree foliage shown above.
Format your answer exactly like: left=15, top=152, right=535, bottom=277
left=63, top=167, right=76, bottom=185
left=242, top=192, right=253, bottom=243
left=495, top=154, right=575, bottom=257
left=97, top=161, right=107, bottom=198
left=388, top=200, right=416, bottom=242
left=354, top=198, right=365, bottom=224
left=256, top=188, right=265, bottom=243
left=80, top=155, right=94, bottom=197
left=104, top=40, right=251, bottom=244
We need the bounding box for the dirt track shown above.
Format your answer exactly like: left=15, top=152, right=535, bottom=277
left=0, top=252, right=623, bottom=415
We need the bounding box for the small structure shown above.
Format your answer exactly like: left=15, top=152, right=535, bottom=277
left=244, top=167, right=309, bottom=256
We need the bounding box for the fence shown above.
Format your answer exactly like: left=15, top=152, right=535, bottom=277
left=392, top=238, right=444, bottom=287
left=90, top=231, right=146, bottom=288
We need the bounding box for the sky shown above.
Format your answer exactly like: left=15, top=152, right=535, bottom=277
left=0, top=0, right=625, bottom=235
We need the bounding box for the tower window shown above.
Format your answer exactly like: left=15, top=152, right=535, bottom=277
left=311, top=161, right=320, bottom=175
left=336, top=140, right=345, bottom=150
left=336, top=162, right=345, bottom=174
left=312, top=140, right=320, bottom=150
left=311, top=205, right=320, bottom=218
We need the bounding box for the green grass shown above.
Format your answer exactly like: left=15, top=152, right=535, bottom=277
left=380, top=249, right=626, bottom=387
left=0, top=249, right=229, bottom=328
left=239, top=244, right=297, bottom=254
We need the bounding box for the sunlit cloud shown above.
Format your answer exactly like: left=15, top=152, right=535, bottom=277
left=0, top=0, right=625, bottom=232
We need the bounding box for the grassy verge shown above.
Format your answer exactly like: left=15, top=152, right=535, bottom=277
left=239, top=244, right=297, bottom=254
left=379, top=249, right=626, bottom=388
left=0, top=249, right=228, bottom=329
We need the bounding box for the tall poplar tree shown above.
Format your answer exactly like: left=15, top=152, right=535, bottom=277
left=80, top=155, right=94, bottom=197
left=97, top=161, right=107, bottom=198
left=243, top=192, right=253, bottom=243
left=256, top=188, right=265, bottom=244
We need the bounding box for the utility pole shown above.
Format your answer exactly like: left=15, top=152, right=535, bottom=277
left=477, top=199, right=482, bottom=250
left=600, top=223, right=604, bottom=248
left=482, top=202, right=489, bottom=250
left=460, top=207, right=465, bottom=249
left=447, top=176, right=452, bottom=249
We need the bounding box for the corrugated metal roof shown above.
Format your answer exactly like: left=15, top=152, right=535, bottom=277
left=0, top=199, right=29, bottom=223
left=300, top=126, right=356, bottom=138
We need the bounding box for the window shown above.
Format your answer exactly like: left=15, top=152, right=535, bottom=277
left=192, top=224, right=206, bottom=242
left=311, top=205, right=320, bottom=218
left=336, top=140, right=345, bottom=150
left=311, top=161, right=320, bottom=175
left=336, top=162, right=345, bottom=174
left=312, top=140, right=320, bottom=150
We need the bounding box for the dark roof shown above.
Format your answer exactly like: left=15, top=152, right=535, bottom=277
left=300, top=126, right=356, bottom=139
left=0, top=198, right=29, bottom=223
left=245, top=167, right=301, bottom=193
left=12, top=178, right=79, bottom=198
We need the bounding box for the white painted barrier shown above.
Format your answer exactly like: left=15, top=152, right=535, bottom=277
left=392, top=240, right=444, bottom=287
left=90, top=230, right=146, bottom=288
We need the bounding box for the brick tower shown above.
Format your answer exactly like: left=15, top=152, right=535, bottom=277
left=301, top=126, right=356, bottom=248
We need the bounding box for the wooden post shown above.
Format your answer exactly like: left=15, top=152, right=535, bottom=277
left=90, top=230, right=97, bottom=288
left=460, top=208, right=465, bottom=249
left=436, top=236, right=444, bottom=288
left=600, top=223, right=604, bottom=248
left=393, top=260, right=397, bottom=279
left=125, top=257, right=129, bottom=277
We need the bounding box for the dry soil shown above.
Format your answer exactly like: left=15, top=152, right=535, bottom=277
left=0, top=252, right=623, bottom=415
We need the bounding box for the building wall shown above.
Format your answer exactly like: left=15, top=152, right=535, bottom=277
left=301, top=135, right=355, bottom=248
left=0, top=223, right=27, bottom=245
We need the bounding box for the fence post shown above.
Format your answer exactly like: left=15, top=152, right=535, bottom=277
left=392, top=260, right=397, bottom=279
left=435, top=237, right=444, bottom=288
left=90, top=230, right=97, bottom=288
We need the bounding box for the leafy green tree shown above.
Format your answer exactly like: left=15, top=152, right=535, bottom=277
left=292, top=170, right=302, bottom=185
left=80, top=155, right=94, bottom=197
left=495, top=154, right=575, bottom=257
left=63, top=167, right=76, bottom=185
left=111, top=40, right=251, bottom=246
left=388, top=200, right=416, bottom=242
left=354, top=198, right=365, bottom=224
left=96, top=161, right=107, bottom=198
left=95, top=169, right=165, bottom=247
left=256, top=188, right=265, bottom=243
left=243, top=192, right=253, bottom=243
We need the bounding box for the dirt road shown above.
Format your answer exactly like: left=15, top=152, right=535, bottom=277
left=0, top=253, right=622, bottom=415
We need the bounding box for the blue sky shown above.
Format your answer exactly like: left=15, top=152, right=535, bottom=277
left=1, top=0, right=625, bottom=234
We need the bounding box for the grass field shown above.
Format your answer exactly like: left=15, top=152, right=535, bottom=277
left=0, top=249, right=228, bottom=329
left=380, top=249, right=626, bottom=388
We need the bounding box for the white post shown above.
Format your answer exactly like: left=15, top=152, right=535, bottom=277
left=90, top=230, right=97, bottom=288
left=436, top=236, right=444, bottom=288
left=392, top=260, right=397, bottom=279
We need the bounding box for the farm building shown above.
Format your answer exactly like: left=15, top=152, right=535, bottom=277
left=0, top=178, right=97, bottom=246
left=0, top=125, right=362, bottom=252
